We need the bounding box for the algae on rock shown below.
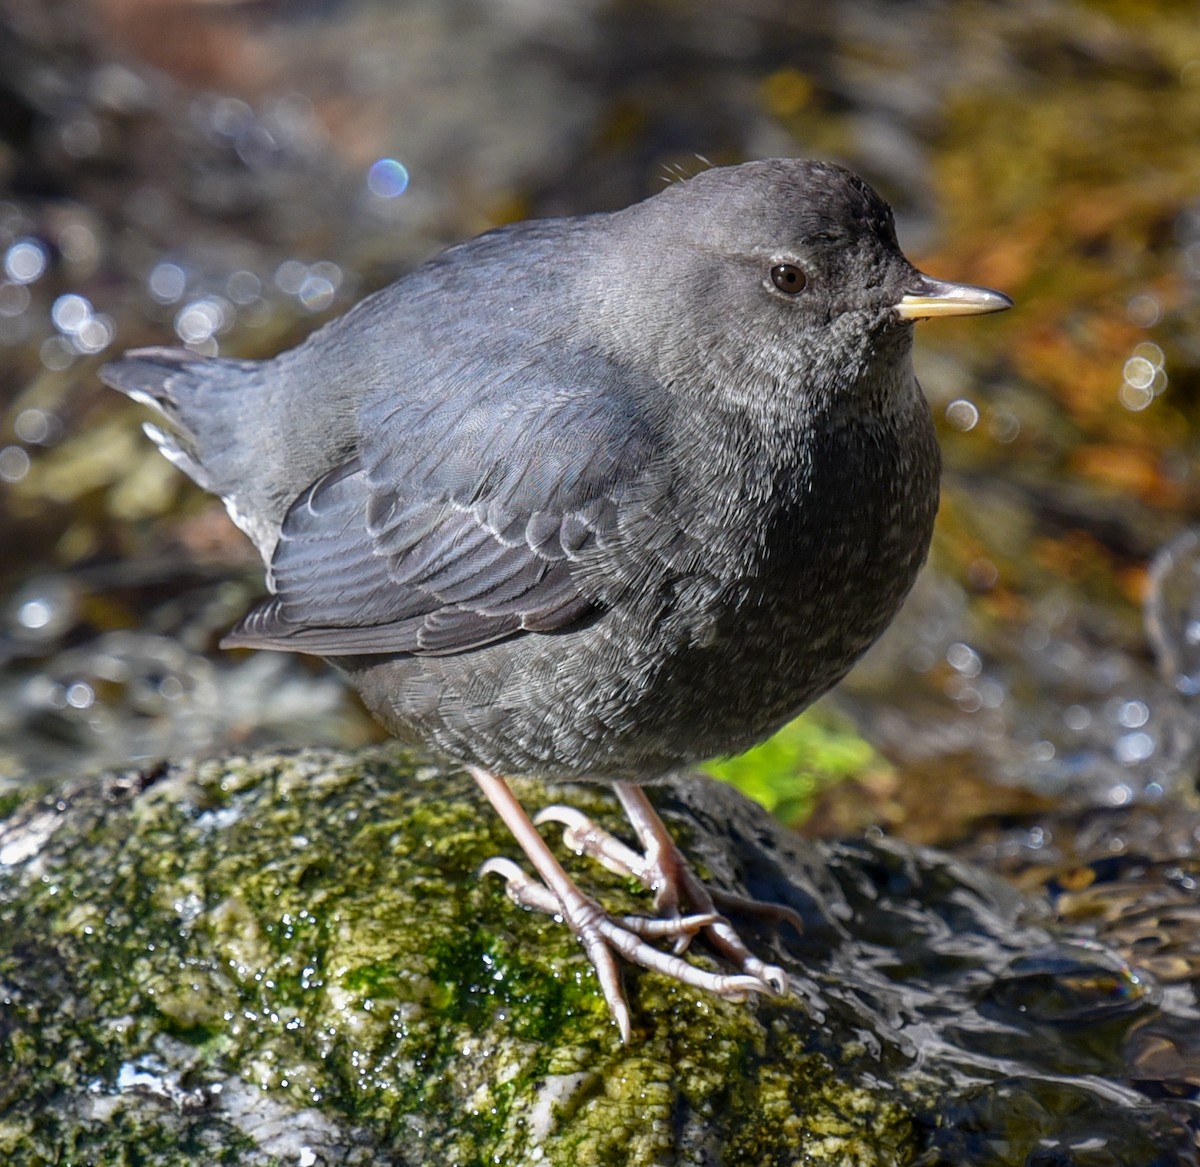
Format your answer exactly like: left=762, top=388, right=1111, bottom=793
left=0, top=747, right=1189, bottom=1165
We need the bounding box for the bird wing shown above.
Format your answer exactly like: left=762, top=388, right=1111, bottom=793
left=222, top=346, right=665, bottom=656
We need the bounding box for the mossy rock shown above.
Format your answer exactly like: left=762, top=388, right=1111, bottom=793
left=0, top=748, right=1190, bottom=1165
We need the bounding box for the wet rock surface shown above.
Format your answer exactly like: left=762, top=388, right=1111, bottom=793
left=1, top=747, right=1197, bottom=1164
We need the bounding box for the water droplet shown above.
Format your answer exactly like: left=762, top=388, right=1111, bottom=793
left=298, top=274, right=334, bottom=311
left=17, top=598, right=52, bottom=629
left=1126, top=293, right=1160, bottom=327
left=1106, top=782, right=1134, bottom=805
left=59, top=222, right=98, bottom=266
left=0, top=445, right=30, bottom=482
left=987, top=409, right=1020, bottom=443
left=204, top=95, right=254, bottom=138
left=4, top=238, right=47, bottom=284
left=0, top=282, right=30, bottom=317
left=1123, top=355, right=1156, bottom=390
left=1115, top=731, right=1154, bottom=764
left=148, top=261, right=186, bottom=304
left=944, top=398, right=979, bottom=431
left=159, top=675, right=184, bottom=700
left=51, top=293, right=93, bottom=335
left=73, top=314, right=113, bottom=354
left=367, top=158, right=410, bottom=199
left=977, top=678, right=1006, bottom=709
left=1023, top=623, right=1051, bottom=652
left=1116, top=700, right=1150, bottom=729
left=174, top=298, right=227, bottom=344
left=1119, top=380, right=1154, bottom=411
left=226, top=270, right=261, bottom=304
left=14, top=409, right=54, bottom=444
left=65, top=681, right=95, bottom=709
left=274, top=259, right=308, bottom=294
left=946, top=642, right=982, bottom=678
left=309, top=260, right=342, bottom=290
left=1063, top=704, right=1092, bottom=731
left=40, top=335, right=75, bottom=370
left=954, top=685, right=982, bottom=713
left=1133, top=341, right=1165, bottom=368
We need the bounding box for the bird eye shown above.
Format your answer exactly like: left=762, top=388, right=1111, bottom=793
left=770, top=263, right=806, bottom=294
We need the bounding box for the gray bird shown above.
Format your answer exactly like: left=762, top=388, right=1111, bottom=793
left=102, top=159, right=1011, bottom=1042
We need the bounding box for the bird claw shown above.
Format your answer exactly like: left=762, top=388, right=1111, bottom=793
left=538, top=788, right=798, bottom=997
left=486, top=803, right=794, bottom=998
left=481, top=856, right=564, bottom=916
left=534, top=804, right=648, bottom=881
left=705, top=885, right=807, bottom=937
left=471, top=767, right=794, bottom=1042
left=482, top=852, right=778, bottom=1037
left=482, top=855, right=716, bottom=940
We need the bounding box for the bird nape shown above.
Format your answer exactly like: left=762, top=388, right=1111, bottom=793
left=102, top=158, right=1011, bottom=1042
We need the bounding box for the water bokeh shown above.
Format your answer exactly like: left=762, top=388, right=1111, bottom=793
left=1, top=0, right=1199, bottom=1155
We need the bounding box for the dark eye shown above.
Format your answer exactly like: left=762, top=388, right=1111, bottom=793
left=770, top=263, right=806, bottom=293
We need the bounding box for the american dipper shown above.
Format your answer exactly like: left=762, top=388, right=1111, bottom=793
left=102, top=159, right=1011, bottom=1041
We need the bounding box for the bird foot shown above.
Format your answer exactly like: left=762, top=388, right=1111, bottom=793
left=481, top=855, right=771, bottom=1034
left=481, top=856, right=721, bottom=940
left=535, top=794, right=797, bottom=994
left=469, top=766, right=792, bottom=1042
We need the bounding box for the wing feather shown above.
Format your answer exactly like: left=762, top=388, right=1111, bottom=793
left=225, top=344, right=666, bottom=657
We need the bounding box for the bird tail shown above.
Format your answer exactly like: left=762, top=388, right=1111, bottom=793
left=100, top=346, right=281, bottom=557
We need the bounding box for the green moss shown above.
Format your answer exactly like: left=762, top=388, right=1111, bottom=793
left=0, top=789, right=23, bottom=821
left=0, top=747, right=918, bottom=1164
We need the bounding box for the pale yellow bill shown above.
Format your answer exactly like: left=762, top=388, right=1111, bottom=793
left=895, top=275, right=1013, bottom=320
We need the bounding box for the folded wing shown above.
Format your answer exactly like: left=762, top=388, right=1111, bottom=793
left=224, top=347, right=665, bottom=657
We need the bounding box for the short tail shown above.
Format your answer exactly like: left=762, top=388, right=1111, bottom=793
left=103, top=347, right=222, bottom=491
left=100, top=346, right=281, bottom=557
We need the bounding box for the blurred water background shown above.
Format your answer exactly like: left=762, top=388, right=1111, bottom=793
left=2, top=0, right=1200, bottom=1152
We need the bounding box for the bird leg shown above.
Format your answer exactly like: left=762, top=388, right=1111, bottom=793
left=469, top=766, right=775, bottom=1042
left=537, top=780, right=801, bottom=992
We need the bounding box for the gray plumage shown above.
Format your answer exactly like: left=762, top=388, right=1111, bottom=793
left=102, top=160, right=948, bottom=780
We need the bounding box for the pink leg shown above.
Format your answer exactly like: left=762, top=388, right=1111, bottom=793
left=470, top=767, right=772, bottom=1043
left=614, top=782, right=797, bottom=991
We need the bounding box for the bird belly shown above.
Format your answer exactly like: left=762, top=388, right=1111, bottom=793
left=346, top=409, right=940, bottom=781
